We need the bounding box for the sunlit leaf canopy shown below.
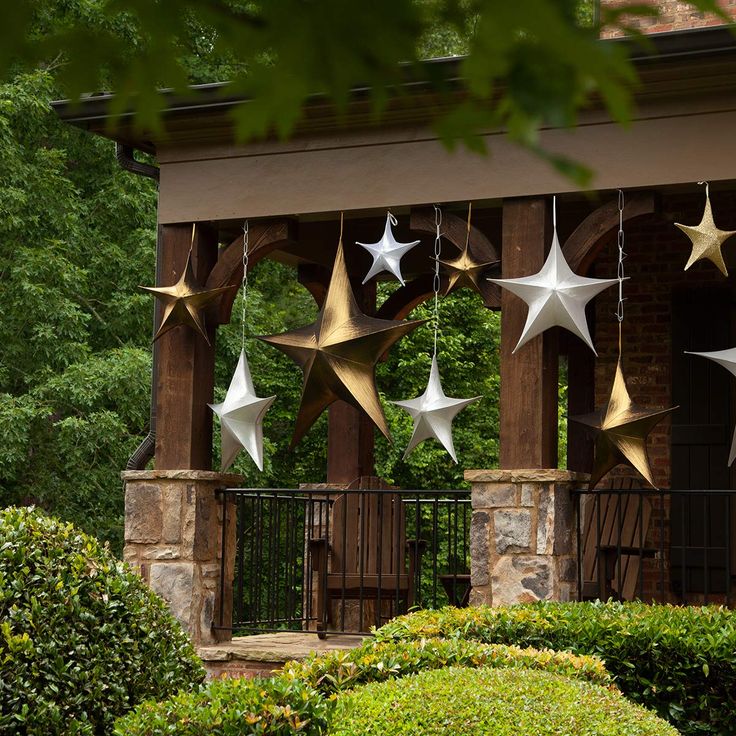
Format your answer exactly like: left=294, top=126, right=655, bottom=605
left=3, top=0, right=729, bottom=184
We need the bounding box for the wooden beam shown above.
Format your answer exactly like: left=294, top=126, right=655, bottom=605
left=206, top=219, right=296, bottom=324
left=155, top=223, right=219, bottom=470
left=499, top=198, right=559, bottom=469
left=562, top=193, right=657, bottom=274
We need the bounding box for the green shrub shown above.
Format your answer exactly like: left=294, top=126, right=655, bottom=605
left=0, top=507, right=205, bottom=735
left=284, top=636, right=611, bottom=694
left=114, top=676, right=333, bottom=736
left=375, top=602, right=736, bottom=735
left=330, top=666, right=677, bottom=736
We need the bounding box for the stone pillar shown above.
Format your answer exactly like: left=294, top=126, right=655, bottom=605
left=466, top=469, right=587, bottom=606
left=122, top=470, right=241, bottom=646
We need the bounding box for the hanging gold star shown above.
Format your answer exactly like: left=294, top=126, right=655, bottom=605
left=259, top=235, right=424, bottom=447
left=440, top=246, right=498, bottom=296
left=675, top=185, right=736, bottom=276
left=571, top=359, right=677, bottom=489
left=140, top=249, right=236, bottom=345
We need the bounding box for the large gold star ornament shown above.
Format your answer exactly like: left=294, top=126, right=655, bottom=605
left=259, top=236, right=424, bottom=447
left=675, top=185, right=736, bottom=276
left=571, top=359, right=677, bottom=489
left=141, top=249, right=235, bottom=345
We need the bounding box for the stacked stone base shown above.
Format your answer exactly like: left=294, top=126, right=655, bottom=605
left=122, top=470, right=241, bottom=646
left=466, top=469, right=587, bottom=606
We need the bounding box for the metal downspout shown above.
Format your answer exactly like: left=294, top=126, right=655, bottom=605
left=115, top=143, right=161, bottom=470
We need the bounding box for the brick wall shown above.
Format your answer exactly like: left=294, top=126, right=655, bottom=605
left=600, top=0, right=736, bottom=38
left=588, top=188, right=736, bottom=602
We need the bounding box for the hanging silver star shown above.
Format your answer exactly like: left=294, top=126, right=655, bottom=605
left=357, top=212, right=420, bottom=285
left=488, top=227, right=617, bottom=354
left=393, top=355, right=481, bottom=463
left=209, top=350, right=276, bottom=471
left=687, top=347, right=736, bottom=465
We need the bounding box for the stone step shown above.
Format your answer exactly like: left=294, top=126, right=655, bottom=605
left=198, top=631, right=365, bottom=679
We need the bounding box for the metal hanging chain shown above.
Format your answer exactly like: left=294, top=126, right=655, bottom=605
left=553, top=194, right=557, bottom=230
left=241, top=220, right=249, bottom=352
left=616, top=189, right=627, bottom=355
left=432, top=205, right=443, bottom=358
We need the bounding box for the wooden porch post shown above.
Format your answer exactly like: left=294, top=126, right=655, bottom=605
left=154, top=222, right=219, bottom=470
left=326, top=278, right=376, bottom=484
left=499, top=198, right=559, bottom=469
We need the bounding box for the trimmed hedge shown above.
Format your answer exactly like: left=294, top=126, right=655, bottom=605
left=283, top=636, right=611, bottom=693
left=114, top=636, right=611, bottom=735
left=0, top=507, right=205, bottom=735
left=330, top=666, right=677, bottom=736
left=375, top=602, right=736, bottom=735
left=114, top=677, right=333, bottom=736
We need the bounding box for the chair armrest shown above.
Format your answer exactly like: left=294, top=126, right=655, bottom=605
left=309, top=538, right=329, bottom=572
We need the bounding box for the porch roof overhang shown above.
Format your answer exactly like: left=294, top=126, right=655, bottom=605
left=52, top=26, right=736, bottom=224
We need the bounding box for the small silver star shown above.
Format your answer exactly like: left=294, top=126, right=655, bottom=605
left=357, top=212, right=420, bottom=285
left=209, top=350, right=276, bottom=471
left=393, top=356, right=481, bottom=463
left=687, top=347, right=736, bottom=465
left=488, top=228, right=617, bottom=354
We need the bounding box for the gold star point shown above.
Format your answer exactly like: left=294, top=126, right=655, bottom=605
left=140, top=250, right=235, bottom=345
left=259, top=238, right=425, bottom=447
left=572, top=359, right=677, bottom=489
left=676, top=193, right=736, bottom=277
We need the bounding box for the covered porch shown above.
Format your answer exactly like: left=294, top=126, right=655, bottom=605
left=55, top=26, right=736, bottom=663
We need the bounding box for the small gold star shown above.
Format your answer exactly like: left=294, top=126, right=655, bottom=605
left=676, top=186, right=736, bottom=276
left=440, top=246, right=497, bottom=296
left=259, top=234, right=424, bottom=447
left=140, top=250, right=235, bottom=345
left=571, top=359, right=677, bottom=489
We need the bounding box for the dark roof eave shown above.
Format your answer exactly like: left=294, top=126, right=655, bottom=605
left=50, top=24, right=736, bottom=151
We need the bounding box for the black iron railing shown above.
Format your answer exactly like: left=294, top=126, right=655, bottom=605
left=216, top=488, right=471, bottom=635
left=574, top=488, right=735, bottom=606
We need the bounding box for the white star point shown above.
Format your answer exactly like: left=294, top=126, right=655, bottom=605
left=393, top=356, right=481, bottom=463
left=357, top=213, right=420, bottom=285
left=489, top=229, right=617, bottom=354
left=210, top=350, right=276, bottom=471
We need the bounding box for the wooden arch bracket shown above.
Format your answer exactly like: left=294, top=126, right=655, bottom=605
left=562, top=192, right=658, bottom=274
left=377, top=207, right=502, bottom=321
left=206, top=218, right=297, bottom=324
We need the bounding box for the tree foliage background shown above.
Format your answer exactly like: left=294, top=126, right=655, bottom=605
left=0, top=0, right=727, bottom=553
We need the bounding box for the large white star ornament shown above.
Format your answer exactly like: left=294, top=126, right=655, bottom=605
left=393, top=356, right=481, bottom=463
left=687, top=347, right=736, bottom=465
left=357, top=213, right=420, bottom=285
left=209, top=350, right=276, bottom=471
left=488, top=229, right=617, bottom=354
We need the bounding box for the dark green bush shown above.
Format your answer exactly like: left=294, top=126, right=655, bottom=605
left=329, top=666, right=677, bottom=736
left=375, top=602, right=736, bottom=735
left=114, top=676, right=333, bottom=736
left=0, top=507, right=205, bottom=735
left=283, top=636, right=611, bottom=694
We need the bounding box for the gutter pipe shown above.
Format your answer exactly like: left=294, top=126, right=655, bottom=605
left=115, top=143, right=161, bottom=471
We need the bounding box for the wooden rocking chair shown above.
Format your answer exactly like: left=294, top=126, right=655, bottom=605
left=581, top=478, right=657, bottom=601
left=308, top=476, right=423, bottom=637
